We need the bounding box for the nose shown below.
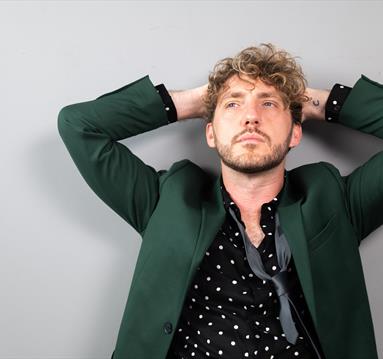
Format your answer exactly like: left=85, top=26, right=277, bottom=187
left=242, top=104, right=260, bottom=127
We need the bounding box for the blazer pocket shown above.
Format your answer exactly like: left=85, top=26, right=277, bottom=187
left=308, top=213, right=338, bottom=252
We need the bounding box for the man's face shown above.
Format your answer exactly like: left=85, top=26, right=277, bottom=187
left=205, top=75, right=302, bottom=174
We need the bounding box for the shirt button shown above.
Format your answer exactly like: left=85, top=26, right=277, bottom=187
left=163, top=321, right=173, bottom=334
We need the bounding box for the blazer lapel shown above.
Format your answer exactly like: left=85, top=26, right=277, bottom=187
left=278, top=181, right=317, bottom=325
left=190, top=177, right=226, bottom=272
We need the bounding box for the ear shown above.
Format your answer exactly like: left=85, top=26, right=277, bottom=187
left=205, top=122, right=216, bottom=148
left=289, top=123, right=302, bottom=148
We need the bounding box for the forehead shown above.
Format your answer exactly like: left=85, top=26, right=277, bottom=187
left=218, top=74, right=282, bottom=101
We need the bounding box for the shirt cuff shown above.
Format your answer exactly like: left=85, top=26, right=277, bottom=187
left=325, top=84, right=352, bottom=122
left=155, top=84, right=178, bottom=123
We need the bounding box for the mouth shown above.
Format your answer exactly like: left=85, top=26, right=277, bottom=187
left=237, top=134, right=265, bottom=143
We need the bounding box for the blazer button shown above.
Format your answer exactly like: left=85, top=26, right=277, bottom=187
left=163, top=322, right=173, bottom=334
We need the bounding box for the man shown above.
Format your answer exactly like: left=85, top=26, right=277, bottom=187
left=58, top=44, right=382, bottom=359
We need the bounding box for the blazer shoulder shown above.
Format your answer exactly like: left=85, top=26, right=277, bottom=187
left=289, top=161, right=343, bottom=183
left=159, top=159, right=213, bottom=187
left=286, top=161, right=346, bottom=202
left=157, top=159, right=219, bottom=205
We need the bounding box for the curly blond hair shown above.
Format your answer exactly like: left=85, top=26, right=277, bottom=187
left=204, top=43, right=308, bottom=124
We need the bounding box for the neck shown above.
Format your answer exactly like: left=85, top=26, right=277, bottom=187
left=221, top=162, right=285, bottom=213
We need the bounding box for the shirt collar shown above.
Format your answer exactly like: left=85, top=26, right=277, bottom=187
left=219, top=175, right=284, bottom=215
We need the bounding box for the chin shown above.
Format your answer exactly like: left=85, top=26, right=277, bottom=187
left=223, top=159, right=283, bottom=174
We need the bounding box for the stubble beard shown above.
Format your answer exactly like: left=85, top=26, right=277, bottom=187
left=214, top=130, right=293, bottom=174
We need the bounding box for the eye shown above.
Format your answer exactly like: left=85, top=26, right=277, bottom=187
left=225, top=102, right=239, bottom=109
left=263, top=101, right=275, bottom=107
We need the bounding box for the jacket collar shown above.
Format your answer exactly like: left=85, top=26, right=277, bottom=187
left=278, top=173, right=317, bottom=324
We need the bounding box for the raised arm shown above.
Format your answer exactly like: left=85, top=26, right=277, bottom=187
left=58, top=76, right=170, bottom=234
left=304, top=76, right=383, bottom=242
left=338, top=76, right=383, bottom=241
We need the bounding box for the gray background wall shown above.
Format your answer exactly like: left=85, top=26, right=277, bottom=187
left=1, top=1, right=383, bottom=358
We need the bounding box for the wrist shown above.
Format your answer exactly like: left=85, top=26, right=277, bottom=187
left=302, top=88, right=329, bottom=122
left=170, top=85, right=207, bottom=121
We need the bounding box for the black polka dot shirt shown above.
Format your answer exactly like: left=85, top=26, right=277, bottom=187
left=167, top=183, right=324, bottom=359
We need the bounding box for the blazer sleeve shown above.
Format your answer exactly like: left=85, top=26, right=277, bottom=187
left=337, top=75, right=383, bottom=242
left=57, top=76, right=170, bottom=234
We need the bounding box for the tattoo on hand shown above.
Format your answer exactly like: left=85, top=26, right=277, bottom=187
left=312, top=99, right=320, bottom=107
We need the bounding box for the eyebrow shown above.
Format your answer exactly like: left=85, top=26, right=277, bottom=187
left=220, top=90, right=282, bottom=102
left=220, top=91, right=245, bottom=101
left=256, top=91, right=282, bottom=100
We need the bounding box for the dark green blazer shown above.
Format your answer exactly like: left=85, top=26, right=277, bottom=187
left=58, top=75, right=383, bottom=359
